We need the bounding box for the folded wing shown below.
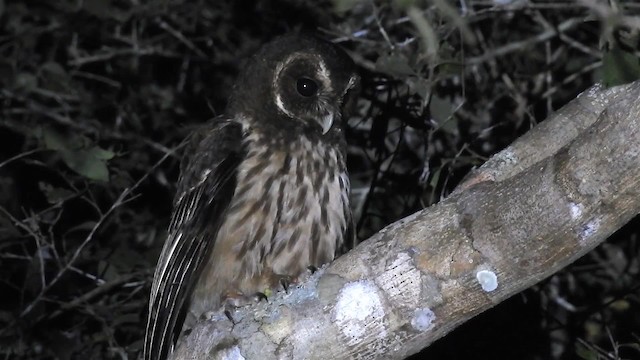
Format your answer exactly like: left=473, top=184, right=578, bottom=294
left=144, top=119, right=245, bottom=360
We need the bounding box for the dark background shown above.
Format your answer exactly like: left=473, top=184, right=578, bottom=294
left=1, top=0, right=639, bottom=359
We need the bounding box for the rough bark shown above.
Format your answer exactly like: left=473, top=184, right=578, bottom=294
left=171, top=80, right=640, bottom=360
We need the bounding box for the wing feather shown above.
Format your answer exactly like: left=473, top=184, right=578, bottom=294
left=144, top=119, right=244, bottom=360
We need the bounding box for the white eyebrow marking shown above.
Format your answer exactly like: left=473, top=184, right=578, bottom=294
left=275, top=92, right=295, bottom=118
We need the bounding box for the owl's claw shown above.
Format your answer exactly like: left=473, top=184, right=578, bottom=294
left=224, top=308, right=237, bottom=325
left=220, top=270, right=311, bottom=324
left=254, top=291, right=268, bottom=302
left=221, top=290, right=269, bottom=324
left=280, top=277, right=290, bottom=293
left=222, top=290, right=267, bottom=309
left=266, top=273, right=293, bottom=294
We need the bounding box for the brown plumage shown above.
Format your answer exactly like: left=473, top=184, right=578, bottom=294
left=144, top=34, right=359, bottom=360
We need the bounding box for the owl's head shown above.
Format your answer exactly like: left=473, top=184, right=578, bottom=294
left=228, top=34, right=360, bottom=135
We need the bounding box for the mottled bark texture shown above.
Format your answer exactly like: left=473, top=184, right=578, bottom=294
left=170, top=80, right=640, bottom=360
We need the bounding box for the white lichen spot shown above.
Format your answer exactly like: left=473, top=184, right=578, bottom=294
left=579, top=218, right=600, bottom=244
left=581, top=83, right=603, bottom=99
left=333, top=280, right=386, bottom=345
left=218, top=345, right=245, bottom=360
left=569, top=203, right=582, bottom=220
left=411, top=308, right=436, bottom=332
left=495, top=148, right=518, bottom=167
left=569, top=202, right=583, bottom=220
left=476, top=270, right=498, bottom=292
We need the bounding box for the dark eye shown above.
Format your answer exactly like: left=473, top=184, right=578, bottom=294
left=296, top=77, right=318, bottom=97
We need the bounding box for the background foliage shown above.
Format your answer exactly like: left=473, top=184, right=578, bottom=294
left=1, top=0, right=639, bottom=359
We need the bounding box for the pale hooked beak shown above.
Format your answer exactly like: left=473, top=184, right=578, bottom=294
left=320, top=113, right=334, bottom=135
left=320, top=74, right=360, bottom=135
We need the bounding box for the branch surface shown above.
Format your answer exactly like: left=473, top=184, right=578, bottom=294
left=172, top=81, right=640, bottom=360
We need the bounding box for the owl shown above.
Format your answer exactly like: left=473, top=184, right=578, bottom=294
left=143, top=34, right=359, bottom=360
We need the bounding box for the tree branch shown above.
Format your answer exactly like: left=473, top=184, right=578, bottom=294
left=171, top=80, right=640, bottom=360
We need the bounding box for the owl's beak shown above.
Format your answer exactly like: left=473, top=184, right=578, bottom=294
left=320, top=114, right=334, bottom=135
left=320, top=74, right=360, bottom=135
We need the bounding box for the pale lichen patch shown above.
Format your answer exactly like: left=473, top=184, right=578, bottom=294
left=569, top=202, right=583, bottom=220
left=579, top=218, right=600, bottom=245
left=411, top=308, right=436, bottom=332
left=333, top=280, right=386, bottom=346
left=476, top=270, right=498, bottom=292
left=217, top=345, right=245, bottom=360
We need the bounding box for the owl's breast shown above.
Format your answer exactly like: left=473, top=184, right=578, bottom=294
left=195, top=129, right=351, bottom=305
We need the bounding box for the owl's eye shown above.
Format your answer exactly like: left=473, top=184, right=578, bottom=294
left=296, top=77, right=318, bottom=97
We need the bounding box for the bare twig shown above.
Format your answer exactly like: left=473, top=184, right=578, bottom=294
left=466, top=17, right=585, bottom=65
left=11, top=145, right=177, bottom=320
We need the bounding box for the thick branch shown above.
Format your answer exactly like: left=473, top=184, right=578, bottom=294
left=172, top=80, right=640, bottom=360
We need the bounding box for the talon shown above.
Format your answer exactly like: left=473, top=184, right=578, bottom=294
left=254, top=292, right=268, bottom=302
left=224, top=308, right=237, bottom=325
left=280, top=278, right=290, bottom=293
left=220, top=289, right=267, bottom=324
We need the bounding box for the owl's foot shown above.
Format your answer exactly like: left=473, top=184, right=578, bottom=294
left=222, top=290, right=268, bottom=307
left=221, top=290, right=268, bottom=324
left=220, top=268, right=317, bottom=323
left=267, top=267, right=316, bottom=294
left=268, top=274, right=294, bottom=294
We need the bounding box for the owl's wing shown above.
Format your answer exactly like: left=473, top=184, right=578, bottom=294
left=342, top=211, right=356, bottom=254
left=144, top=119, right=245, bottom=360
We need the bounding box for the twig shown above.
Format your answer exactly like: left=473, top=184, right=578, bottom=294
left=466, top=17, right=585, bottom=65
left=46, top=271, right=150, bottom=320
left=15, top=145, right=176, bottom=319
left=0, top=148, right=46, bottom=169
left=156, top=18, right=208, bottom=58
left=68, top=47, right=180, bottom=66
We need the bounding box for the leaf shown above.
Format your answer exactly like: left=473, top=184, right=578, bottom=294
left=428, top=167, right=441, bottom=188
left=407, top=5, right=439, bottom=59
left=14, top=72, right=37, bottom=91
left=60, top=149, right=110, bottom=181
left=42, top=127, right=114, bottom=182
left=430, top=95, right=458, bottom=134
left=332, top=0, right=360, bottom=13
left=601, top=46, right=640, bottom=87
left=87, top=146, right=115, bottom=160
left=435, top=61, right=464, bottom=77
left=375, top=52, right=415, bottom=77
left=38, top=182, right=75, bottom=204
left=406, top=76, right=431, bottom=99
left=40, top=61, right=72, bottom=92
left=574, top=342, right=598, bottom=360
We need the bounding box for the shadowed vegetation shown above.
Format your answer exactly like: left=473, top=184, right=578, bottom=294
left=1, top=0, right=639, bottom=359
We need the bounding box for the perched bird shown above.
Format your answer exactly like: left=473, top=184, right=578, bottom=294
left=143, top=34, right=359, bottom=360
